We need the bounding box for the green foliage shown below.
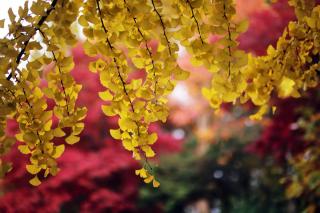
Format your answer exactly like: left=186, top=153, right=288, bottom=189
left=138, top=134, right=296, bottom=212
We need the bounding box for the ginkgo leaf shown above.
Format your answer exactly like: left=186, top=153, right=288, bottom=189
left=250, top=105, right=269, bottom=121
left=54, top=128, right=66, bottom=137
left=118, top=118, right=137, bottom=130
left=279, top=77, right=295, bottom=97
left=110, top=129, right=121, bottom=140
left=141, top=145, right=155, bottom=157
left=66, top=135, right=80, bottom=145
left=147, top=133, right=158, bottom=145
left=144, top=175, right=154, bottom=184
left=29, top=175, right=41, bottom=186
left=122, top=140, right=133, bottom=151
left=18, top=145, right=30, bottom=154
left=135, top=168, right=148, bottom=178
left=43, top=120, right=52, bottom=131
left=26, top=164, right=41, bottom=175
left=52, top=144, right=65, bottom=158
left=174, top=70, right=190, bottom=80
left=0, top=19, right=4, bottom=28
left=153, top=179, right=160, bottom=188
left=99, top=90, right=113, bottom=101
left=101, top=105, right=116, bottom=116
left=237, top=20, right=249, bottom=33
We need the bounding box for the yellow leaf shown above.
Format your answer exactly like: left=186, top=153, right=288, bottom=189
left=132, top=57, right=145, bottom=69
left=122, top=139, right=133, bottom=151
left=237, top=20, right=249, bottom=33
left=153, top=179, right=160, bottom=188
left=65, top=135, right=80, bottom=145
left=8, top=8, right=15, bottom=23
left=141, top=145, right=155, bottom=157
left=119, top=118, right=137, bottom=130
left=148, top=133, right=158, bottom=145
left=29, top=175, right=41, bottom=186
left=88, top=61, right=97, bottom=73
left=18, top=145, right=30, bottom=154
left=43, top=120, right=52, bottom=131
left=52, top=144, right=65, bottom=158
left=30, top=3, right=44, bottom=16
left=286, top=181, right=303, bottom=199
left=101, top=105, right=116, bottom=116
left=250, top=105, right=268, bottom=121
left=131, top=79, right=142, bottom=90
left=110, top=129, right=121, bottom=140
left=33, top=87, right=43, bottom=98
left=54, top=128, right=66, bottom=137
left=95, top=59, right=106, bottom=72
left=15, top=133, right=24, bottom=141
left=278, top=77, right=295, bottom=97
left=44, top=168, right=50, bottom=177
left=174, top=70, right=190, bottom=80
left=0, top=19, right=4, bottom=28
left=73, top=122, right=85, bottom=135
left=99, top=90, right=113, bottom=101
left=26, top=164, right=41, bottom=175
left=144, top=175, right=154, bottom=183
left=135, top=168, right=148, bottom=178
left=78, top=15, right=88, bottom=27
left=133, top=149, right=141, bottom=160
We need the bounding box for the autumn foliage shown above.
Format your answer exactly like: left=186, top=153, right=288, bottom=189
left=0, top=0, right=319, bottom=205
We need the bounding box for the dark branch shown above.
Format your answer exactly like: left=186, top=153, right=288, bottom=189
left=96, top=0, right=135, bottom=113
left=38, top=29, right=71, bottom=116
left=150, top=0, right=172, bottom=56
left=124, top=0, right=158, bottom=98
left=95, top=0, right=114, bottom=50
left=186, top=0, right=204, bottom=44
left=223, top=2, right=232, bottom=77
left=7, top=0, right=58, bottom=81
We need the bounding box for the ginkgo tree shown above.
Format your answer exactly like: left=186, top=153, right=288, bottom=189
left=0, top=0, right=319, bottom=187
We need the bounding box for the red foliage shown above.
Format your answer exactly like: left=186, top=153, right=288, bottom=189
left=246, top=88, right=320, bottom=163
left=243, top=0, right=320, bottom=163
left=238, top=0, right=295, bottom=55
left=246, top=98, right=305, bottom=162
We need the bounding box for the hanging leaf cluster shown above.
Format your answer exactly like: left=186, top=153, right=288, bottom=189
left=0, top=0, right=319, bottom=187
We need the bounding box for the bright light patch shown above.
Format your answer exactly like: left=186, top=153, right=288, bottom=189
left=169, top=83, right=193, bottom=106
left=0, top=0, right=26, bottom=37
left=172, top=128, right=185, bottom=140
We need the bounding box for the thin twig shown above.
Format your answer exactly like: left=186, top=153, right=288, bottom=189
left=38, top=29, right=70, bottom=116
left=150, top=0, right=172, bottom=55
left=186, top=0, right=204, bottom=44
left=96, top=0, right=135, bottom=113
left=223, top=2, right=232, bottom=77
left=123, top=0, right=158, bottom=99
left=7, top=0, right=58, bottom=81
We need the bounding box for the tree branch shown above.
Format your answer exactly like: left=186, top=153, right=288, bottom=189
left=150, top=0, right=172, bottom=56
left=96, top=0, right=135, bottom=113
left=186, top=0, right=204, bottom=44
left=7, top=0, right=59, bottom=81
left=124, top=0, right=158, bottom=98
left=223, top=2, right=232, bottom=77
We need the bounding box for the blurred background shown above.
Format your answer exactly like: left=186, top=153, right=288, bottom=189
left=1, top=0, right=320, bottom=212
